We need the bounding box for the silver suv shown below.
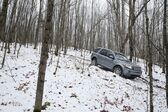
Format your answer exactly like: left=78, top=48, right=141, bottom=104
left=91, top=48, right=142, bottom=79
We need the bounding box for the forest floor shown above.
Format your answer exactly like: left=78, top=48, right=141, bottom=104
left=0, top=45, right=167, bottom=112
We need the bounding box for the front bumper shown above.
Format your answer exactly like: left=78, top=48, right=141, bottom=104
left=123, top=67, right=142, bottom=78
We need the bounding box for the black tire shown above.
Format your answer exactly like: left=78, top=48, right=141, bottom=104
left=113, top=66, right=123, bottom=76
left=129, top=76, right=137, bottom=79
left=91, top=58, right=97, bottom=66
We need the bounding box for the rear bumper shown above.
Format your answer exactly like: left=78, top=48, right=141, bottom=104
left=123, top=68, right=142, bottom=78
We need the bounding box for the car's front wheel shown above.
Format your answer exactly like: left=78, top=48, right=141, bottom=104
left=91, top=58, right=97, bottom=66
left=113, top=66, right=123, bottom=76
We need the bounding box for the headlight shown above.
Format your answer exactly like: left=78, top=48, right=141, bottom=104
left=124, top=64, right=132, bottom=69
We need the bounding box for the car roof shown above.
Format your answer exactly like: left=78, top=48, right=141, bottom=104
left=97, top=47, right=114, bottom=53
left=95, top=47, right=125, bottom=55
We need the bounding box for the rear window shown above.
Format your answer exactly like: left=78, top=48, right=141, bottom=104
left=94, top=48, right=101, bottom=53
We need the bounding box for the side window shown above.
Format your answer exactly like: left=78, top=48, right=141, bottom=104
left=99, top=49, right=108, bottom=56
left=107, top=51, right=113, bottom=57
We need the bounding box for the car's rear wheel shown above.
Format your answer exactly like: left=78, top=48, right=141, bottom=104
left=91, top=58, right=97, bottom=66
left=113, top=66, right=123, bottom=76
left=129, top=76, right=137, bottom=79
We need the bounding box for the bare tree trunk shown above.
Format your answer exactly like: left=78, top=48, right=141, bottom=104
left=0, top=0, right=8, bottom=41
left=128, top=0, right=136, bottom=61
left=55, top=0, right=64, bottom=55
left=120, top=0, right=150, bottom=55
left=34, top=0, right=42, bottom=49
left=120, top=0, right=125, bottom=52
left=33, top=0, right=54, bottom=111
left=0, top=0, right=9, bottom=68
left=73, top=0, right=81, bottom=50
left=145, top=0, right=153, bottom=111
left=163, top=0, right=168, bottom=107
left=89, top=0, right=94, bottom=52
left=63, top=0, right=71, bottom=55
left=7, top=0, right=18, bottom=53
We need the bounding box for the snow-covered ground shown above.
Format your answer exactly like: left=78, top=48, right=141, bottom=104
left=0, top=45, right=167, bottom=112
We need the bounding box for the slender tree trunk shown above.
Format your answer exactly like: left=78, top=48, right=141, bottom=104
left=7, top=0, right=18, bottom=53
left=63, top=0, right=71, bottom=55
left=33, top=0, right=54, bottom=111
left=34, top=0, right=42, bottom=49
left=120, top=0, right=125, bottom=52
left=0, top=0, right=8, bottom=41
left=55, top=0, right=64, bottom=55
left=145, top=0, right=153, bottom=111
left=0, top=0, right=9, bottom=68
left=128, top=0, right=136, bottom=61
left=163, top=0, right=168, bottom=107
left=120, top=0, right=150, bottom=56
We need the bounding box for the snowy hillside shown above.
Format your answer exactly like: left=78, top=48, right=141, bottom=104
left=0, top=45, right=167, bottom=112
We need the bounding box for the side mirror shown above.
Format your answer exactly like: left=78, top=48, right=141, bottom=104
left=109, top=55, right=114, bottom=59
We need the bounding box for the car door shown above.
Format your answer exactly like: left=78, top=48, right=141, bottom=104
left=106, top=52, right=115, bottom=69
left=98, top=49, right=114, bottom=69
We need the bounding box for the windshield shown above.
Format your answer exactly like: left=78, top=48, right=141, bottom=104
left=115, top=53, right=129, bottom=61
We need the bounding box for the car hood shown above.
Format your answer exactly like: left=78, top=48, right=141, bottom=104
left=116, top=59, right=141, bottom=68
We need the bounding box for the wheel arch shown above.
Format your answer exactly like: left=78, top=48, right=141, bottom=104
left=91, top=57, right=97, bottom=61
left=112, top=64, right=124, bottom=72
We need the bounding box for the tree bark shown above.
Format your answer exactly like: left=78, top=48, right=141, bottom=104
left=120, top=0, right=151, bottom=56
left=0, top=0, right=9, bottom=68
left=0, top=0, right=8, bottom=41
left=34, top=0, right=42, bottom=49
left=163, top=0, right=168, bottom=107
left=33, top=0, right=54, bottom=111
left=145, top=0, right=153, bottom=111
